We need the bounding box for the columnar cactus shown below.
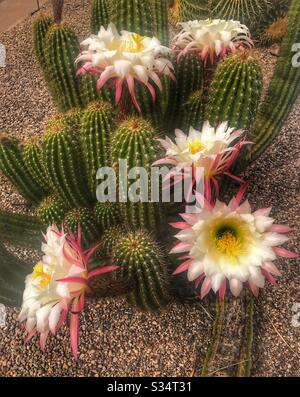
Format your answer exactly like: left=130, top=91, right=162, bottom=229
left=45, top=24, right=83, bottom=111
left=112, top=0, right=154, bottom=37
left=23, top=138, right=50, bottom=194
left=151, top=0, right=169, bottom=46
left=250, top=0, right=300, bottom=160
left=94, top=201, right=121, bottom=229
left=79, top=74, right=113, bottom=107
left=91, top=0, right=110, bottom=34
left=111, top=117, right=164, bottom=235
left=165, top=53, right=203, bottom=134
left=207, top=51, right=263, bottom=130
left=37, top=195, right=67, bottom=226
left=112, top=230, right=170, bottom=310
left=33, top=15, right=53, bottom=75
left=0, top=135, right=44, bottom=204
left=80, top=101, right=115, bottom=196
left=64, top=207, right=101, bottom=247
left=43, top=116, right=90, bottom=208
left=182, top=90, right=205, bottom=132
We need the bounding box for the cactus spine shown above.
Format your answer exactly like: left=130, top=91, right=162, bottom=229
left=165, top=53, right=203, bottom=134
left=45, top=24, right=83, bottom=111
left=151, top=0, right=169, bottom=46
left=64, top=208, right=101, bottom=247
left=182, top=90, right=205, bottom=132
left=112, top=230, right=170, bottom=310
left=33, top=15, right=53, bottom=75
left=43, top=116, right=90, bottom=208
left=23, top=138, right=50, bottom=194
left=207, top=51, right=263, bottom=130
left=112, top=117, right=164, bottom=235
left=37, top=195, right=67, bottom=225
left=112, top=0, right=154, bottom=37
left=100, top=224, right=125, bottom=256
left=0, top=135, right=44, bottom=204
left=250, top=0, right=300, bottom=160
left=94, top=201, right=121, bottom=229
left=80, top=101, right=115, bottom=196
left=91, top=0, right=110, bottom=34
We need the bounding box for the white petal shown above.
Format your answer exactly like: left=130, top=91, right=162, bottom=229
left=187, top=260, right=204, bottom=281
left=230, top=278, right=243, bottom=297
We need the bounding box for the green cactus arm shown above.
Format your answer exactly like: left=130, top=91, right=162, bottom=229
left=151, top=0, right=169, bottom=46
left=37, top=195, right=68, bottom=226
left=250, top=0, right=300, bottom=161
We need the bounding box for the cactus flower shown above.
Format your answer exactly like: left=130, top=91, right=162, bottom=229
left=19, top=225, right=118, bottom=359
left=170, top=196, right=298, bottom=299
left=76, top=23, right=174, bottom=112
left=172, top=19, right=253, bottom=64
left=154, top=121, right=250, bottom=203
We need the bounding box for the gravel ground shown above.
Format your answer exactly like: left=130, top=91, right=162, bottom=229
left=0, top=0, right=299, bottom=377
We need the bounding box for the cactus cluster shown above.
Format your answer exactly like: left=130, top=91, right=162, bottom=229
left=207, top=51, right=263, bottom=130
left=112, top=230, right=170, bottom=310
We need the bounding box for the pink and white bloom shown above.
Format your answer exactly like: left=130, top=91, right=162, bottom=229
left=170, top=197, right=298, bottom=299
left=154, top=121, right=250, bottom=203
left=172, top=19, right=253, bottom=64
left=19, top=225, right=118, bottom=358
left=76, top=23, right=174, bottom=112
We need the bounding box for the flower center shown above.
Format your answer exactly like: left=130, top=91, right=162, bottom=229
left=32, top=262, right=51, bottom=289
left=188, top=139, right=205, bottom=154
left=120, top=34, right=145, bottom=53
left=215, top=228, right=243, bottom=258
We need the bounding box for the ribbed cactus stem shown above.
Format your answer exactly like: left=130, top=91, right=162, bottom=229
left=46, top=24, right=83, bottom=111
left=112, top=230, right=170, bottom=310
left=101, top=224, right=126, bottom=256
left=43, top=116, right=90, bottom=208
left=33, top=15, right=53, bottom=73
left=112, top=117, right=164, bottom=235
left=94, top=201, right=121, bottom=229
left=207, top=50, right=263, bottom=130
left=79, top=74, right=113, bottom=107
left=165, top=53, right=203, bottom=134
left=250, top=0, right=300, bottom=160
left=0, top=134, right=44, bottom=204
left=23, top=137, right=50, bottom=194
left=80, top=101, right=115, bottom=197
left=112, top=0, right=154, bottom=37
left=64, top=207, right=101, bottom=248
left=91, top=0, right=110, bottom=33
left=37, top=195, right=67, bottom=226
left=151, top=0, right=169, bottom=46
left=182, top=89, right=205, bottom=132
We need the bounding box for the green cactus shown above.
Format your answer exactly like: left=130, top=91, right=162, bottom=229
left=112, top=0, right=154, bottom=37
left=23, top=137, right=50, bottom=194
left=64, top=207, right=101, bottom=247
left=0, top=135, right=44, bottom=204
left=112, top=117, right=164, bottom=235
left=250, top=0, right=300, bottom=160
left=37, top=195, right=67, bottom=226
left=165, top=53, right=203, bottom=134
left=207, top=51, right=263, bottom=130
left=258, top=0, right=290, bottom=45
left=182, top=90, right=205, bottom=132
left=151, top=0, right=169, bottom=46
left=45, top=24, right=83, bottom=111
left=43, top=115, right=90, bottom=208
left=112, top=230, right=170, bottom=310
left=91, top=0, right=110, bottom=34
left=100, top=224, right=126, bottom=256
left=94, top=201, right=121, bottom=229
left=79, top=74, right=113, bottom=107
left=169, top=0, right=210, bottom=25
left=33, top=15, right=53, bottom=76
left=80, top=101, right=115, bottom=197
left=209, top=0, right=271, bottom=31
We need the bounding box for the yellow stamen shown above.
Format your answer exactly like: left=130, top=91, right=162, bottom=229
left=215, top=231, right=242, bottom=257
left=188, top=139, right=205, bottom=154
left=120, top=34, right=145, bottom=53
left=32, top=262, right=51, bottom=289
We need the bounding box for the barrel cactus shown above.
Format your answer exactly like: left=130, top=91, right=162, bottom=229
left=94, top=201, right=121, bottom=229
left=37, top=195, right=67, bottom=226
left=207, top=51, right=263, bottom=130
left=112, top=230, right=170, bottom=310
